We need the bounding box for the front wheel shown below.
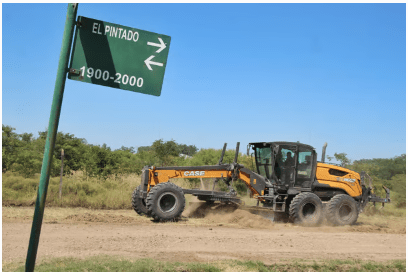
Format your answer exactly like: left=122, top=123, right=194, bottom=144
left=289, top=192, right=324, bottom=226
left=326, top=194, right=358, bottom=226
left=146, top=182, right=185, bottom=222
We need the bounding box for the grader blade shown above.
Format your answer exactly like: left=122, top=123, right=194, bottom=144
left=237, top=205, right=289, bottom=222
left=239, top=205, right=274, bottom=221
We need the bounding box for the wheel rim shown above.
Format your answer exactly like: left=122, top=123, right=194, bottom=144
left=158, top=192, right=178, bottom=213
left=338, top=203, right=352, bottom=221
left=302, top=203, right=317, bottom=219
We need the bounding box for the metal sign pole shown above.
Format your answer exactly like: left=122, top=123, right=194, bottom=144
left=25, top=4, right=78, bottom=271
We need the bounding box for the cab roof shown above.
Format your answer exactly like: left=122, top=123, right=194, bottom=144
left=248, top=141, right=315, bottom=151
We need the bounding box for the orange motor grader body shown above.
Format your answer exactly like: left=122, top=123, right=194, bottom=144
left=132, top=142, right=390, bottom=226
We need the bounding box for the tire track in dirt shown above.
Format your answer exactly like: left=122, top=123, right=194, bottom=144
left=2, top=205, right=406, bottom=265
left=3, top=220, right=406, bottom=264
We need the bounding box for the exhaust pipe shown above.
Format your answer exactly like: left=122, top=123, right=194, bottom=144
left=321, top=142, right=328, bottom=163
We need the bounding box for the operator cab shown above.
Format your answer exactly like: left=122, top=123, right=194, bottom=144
left=249, top=142, right=317, bottom=190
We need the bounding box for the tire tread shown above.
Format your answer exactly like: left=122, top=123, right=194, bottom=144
left=326, top=194, right=358, bottom=226
left=289, top=192, right=323, bottom=226
left=146, top=182, right=185, bottom=222
left=132, top=185, right=149, bottom=216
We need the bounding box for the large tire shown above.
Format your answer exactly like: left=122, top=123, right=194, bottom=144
left=289, top=192, right=324, bottom=226
left=146, top=182, right=186, bottom=222
left=132, top=185, right=149, bottom=216
left=326, top=194, right=358, bottom=226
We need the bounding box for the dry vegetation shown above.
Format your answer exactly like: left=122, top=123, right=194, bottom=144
left=3, top=172, right=199, bottom=209
left=3, top=172, right=251, bottom=209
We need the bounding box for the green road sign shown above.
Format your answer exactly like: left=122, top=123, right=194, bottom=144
left=68, top=16, right=171, bottom=96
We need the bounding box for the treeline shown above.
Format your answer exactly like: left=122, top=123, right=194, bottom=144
left=2, top=125, right=203, bottom=179
left=2, top=125, right=254, bottom=179
left=349, top=155, right=406, bottom=207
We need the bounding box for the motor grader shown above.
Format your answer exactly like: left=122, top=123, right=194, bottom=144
left=132, top=142, right=390, bottom=226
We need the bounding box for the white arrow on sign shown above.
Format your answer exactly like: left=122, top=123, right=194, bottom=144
left=147, top=37, right=166, bottom=53
left=144, top=55, right=164, bottom=71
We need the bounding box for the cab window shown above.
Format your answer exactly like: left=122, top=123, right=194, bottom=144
left=255, top=147, right=273, bottom=179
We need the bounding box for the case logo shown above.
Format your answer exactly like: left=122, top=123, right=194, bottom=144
left=336, top=177, right=356, bottom=183
left=184, top=171, right=205, bottom=176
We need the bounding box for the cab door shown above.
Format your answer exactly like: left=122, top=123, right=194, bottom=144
left=294, top=146, right=316, bottom=188
left=276, top=144, right=297, bottom=187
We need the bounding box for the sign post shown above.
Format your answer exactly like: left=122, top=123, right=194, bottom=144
left=25, top=4, right=78, bottom=271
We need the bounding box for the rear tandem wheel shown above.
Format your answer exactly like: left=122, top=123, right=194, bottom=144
left=326, top=194, right=359, bottom=226
left=289, top=192, right=324, bottom=226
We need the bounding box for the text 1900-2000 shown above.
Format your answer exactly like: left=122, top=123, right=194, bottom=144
left=80, top=66, right=144, bottom=87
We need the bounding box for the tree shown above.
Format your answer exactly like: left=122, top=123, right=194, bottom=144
left=3, top=129, right=61, bottom=178
left=2, top=125, right=20, bottom=172
left=117, top=146, right=135, bottom=153
left=329, top=153, right=351, bottom=168
left=178, top=144, right=198, bottom=156
left=20, top=132, right=33, bottom=143
left=351, top=154, right=406, bottom=181
left=38, top=130, right=89, bottom=175
left=81, top=144, right=119, bottom=179
left=137, top=146, right=152, bottom=153
left=136, top=149, right=157, bottom=166
left=13, top=144, right=44, bottom=178
left=112, top=149, right=142, bottom=175
left=151, top=139, right=179, bottom=166
left=56, top=132, right=87, bottom=175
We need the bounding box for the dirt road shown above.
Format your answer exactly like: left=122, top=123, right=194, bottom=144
left=2, top=205, right=406, bottom=265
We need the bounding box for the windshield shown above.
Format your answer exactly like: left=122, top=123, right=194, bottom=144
left=255, top=146, right=273, bottom=179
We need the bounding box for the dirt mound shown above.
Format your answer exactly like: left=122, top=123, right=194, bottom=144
left=64, top=213, right=138, bottom=224
left=183, top=202, right=275, bottom=229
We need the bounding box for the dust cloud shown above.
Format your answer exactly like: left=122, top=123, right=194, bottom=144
left=183, top=201, right=275, bottom=229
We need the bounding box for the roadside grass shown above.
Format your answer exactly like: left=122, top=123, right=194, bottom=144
left=234, top=259, right=406, bottom=272
left=362, top=199, right=406, bottom=217
left=2, top=171, right=144, bottom=209
left=358, top=213, right=406, bottom=232
left=3, top=256, right=405, bottom=272
left=2, top=172, right=202, bottom=210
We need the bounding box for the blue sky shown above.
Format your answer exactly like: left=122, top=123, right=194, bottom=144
left=2, top=3, right=406, bottom=161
